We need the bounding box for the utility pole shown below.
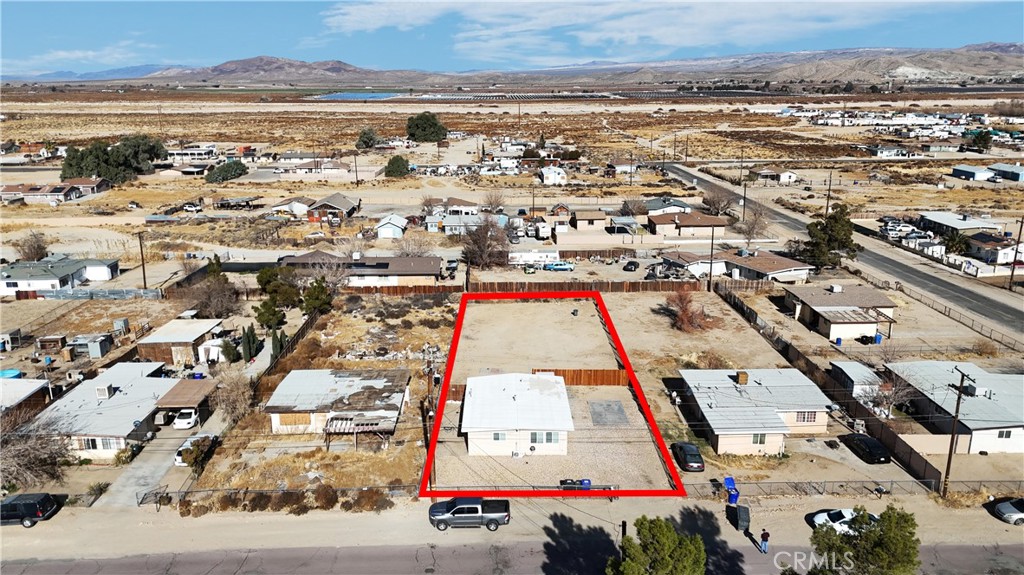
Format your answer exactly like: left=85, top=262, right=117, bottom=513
left=942, top=366, right=975, bottom=498
left=628, top=151, right=634, bottom=186
left=353, top=153, right=359, bottom=186
left=707, top=225, right=716, bottom=292
left=1007, top=216, right=1024, bottom=291
left=824, top=170, right=834, bottom=216
left=684, top=134, right=689, bottom=163
left=672, top=134, right=677, bottom=161
left=739, top=149, right=747, bottom=221
left=135, top=231, right=148, bottom=289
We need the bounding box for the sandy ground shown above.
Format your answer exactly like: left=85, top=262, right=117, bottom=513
left=448, top=299, right=621, bottom=387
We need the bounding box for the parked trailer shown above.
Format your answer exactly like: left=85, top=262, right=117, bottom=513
left=508, top=249, right=560, bottom=267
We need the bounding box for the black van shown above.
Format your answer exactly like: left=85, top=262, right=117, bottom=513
left=1, top=493, right=59, bottom=528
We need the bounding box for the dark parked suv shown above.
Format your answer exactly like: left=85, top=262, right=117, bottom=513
left=671, top=442, right=705, bottom=472
left=842, top=433, right=891, bottom=464
left=1, top=493, right=59, bottom=528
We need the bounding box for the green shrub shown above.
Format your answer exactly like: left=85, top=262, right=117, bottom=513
left=205, top=161, right=249, bottom=183
left=87, top=482, right=110, bottom=499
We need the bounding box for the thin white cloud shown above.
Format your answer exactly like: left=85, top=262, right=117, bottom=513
left=312, top=0, right=985, bottom=67
left=1, top=39, right=157, bottom=74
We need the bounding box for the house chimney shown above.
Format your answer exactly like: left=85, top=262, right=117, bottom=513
left=736, top=371, right=749, bottom=385
left=674, top=215, right=679, bottom=224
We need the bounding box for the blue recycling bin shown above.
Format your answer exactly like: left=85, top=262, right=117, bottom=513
left=875, top=333, right=883, bottom=345
left=724, top=476, right=739, bottom=505
left=836, top=337, right=842, bottom=346
left=580, top=479, right=591, bottom=491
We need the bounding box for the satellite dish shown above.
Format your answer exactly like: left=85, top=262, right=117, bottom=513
left=132, top=420, right=142, bottom=428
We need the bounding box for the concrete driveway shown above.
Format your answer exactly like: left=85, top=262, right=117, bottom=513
left=92, top=426, right=203, bottom=508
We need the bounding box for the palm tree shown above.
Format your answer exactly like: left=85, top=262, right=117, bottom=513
left=943, top=230, right=970, bottom=255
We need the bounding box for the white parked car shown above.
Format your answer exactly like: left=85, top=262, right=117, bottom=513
left=812, top=508, right=879, bottom=534
left=182, top=204, right=202, bottom=213
left=172, top=408, right=199, bottom=430
left=273, top=168, right=285, bottom=174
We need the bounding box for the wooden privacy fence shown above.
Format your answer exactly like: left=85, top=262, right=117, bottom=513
left=343, top=285, right=463, bottom=296
left=558, top=248, right=637, bottom=259
left=467, top=280, right=703, bottom=293
left=531, top=368, right=631, bottom=386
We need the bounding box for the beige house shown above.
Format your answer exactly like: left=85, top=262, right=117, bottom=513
left=280, top=250, right=443, bottom=287
left=461, top=373, right=574, bottom=457
left=783, top=284, right=896, bottom=343
left=647, top=212, right=729, bottom=237
left=678, top=369, right=831, bottom=455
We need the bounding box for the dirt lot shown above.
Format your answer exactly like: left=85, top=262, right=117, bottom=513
left=434, top=385, right=672, bottom=490
left=924, top=452, right=1024, bottom=483
left=448, top=299, right=621, bottom=387
left=195, top=293, right=459, bottom=492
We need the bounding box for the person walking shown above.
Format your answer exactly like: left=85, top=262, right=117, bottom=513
left=760, top=529, right=770, bottom=554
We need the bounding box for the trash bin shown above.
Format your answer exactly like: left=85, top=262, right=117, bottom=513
left=875, top=333, right=883, bottom=345
left=579, top=479, right=591, bottom=491
left=559, top=479, right=579, bottom=491
left=724, top=476, right=740, bottom=505
left=736, top=505, right=750, bottom=532
left=836, top=337, right=843, bottom=346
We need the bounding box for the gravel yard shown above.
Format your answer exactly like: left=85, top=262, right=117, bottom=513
left=434, top=386, right=672, bottom=490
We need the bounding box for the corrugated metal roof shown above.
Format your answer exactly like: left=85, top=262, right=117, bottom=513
left=830, top=361, right=882, bottom=388
left=920, top=212, right=1002, bottom=231
left=885, top=361, right=1023, bottom=431
left=461, top=373, right=575, bottom=433
left=138, top=319, right=222, bottom=345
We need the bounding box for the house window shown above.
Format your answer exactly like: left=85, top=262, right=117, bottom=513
left=752, top=434, right=766, bottom=445
left=493, top=432, right=506, bottom=441
left=100, top=437, right=119, bottom=450
left=78, top=438, right=98, bottom=450
left=530, top=432, right=559, bottom=444
left=998, top=430, right=1012, bottom=439
left=796, top=412, right=817, bottom=423
left=5, top=282, right=16, bottom=288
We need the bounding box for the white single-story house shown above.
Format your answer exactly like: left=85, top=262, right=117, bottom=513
left=279, top=251, right=443, bottom=287
left=539, top=166, right=568, bottom=186
left=754, top=167, right=799, bottom=185
left=294, top=160, right=350, bottom=174
left=0, top=255, right=119, bottom=297
left=0, top=184, right=82, bottom=204
left=441, top=214, right=485, bottom=236
left=269, top=196, right=316, bottom=218
left=677, top=369, right=831, bottom=455
left=41, top=362, right=180, bottom=460
left=278, top=151, right=329, bottom=164
left=661, top=252, right=728, bottom=279
left=461, top=373, right=575, bottom=457
left=885, top=361, right=1023, bottom=454
left=263, top=369, right=410, bottom=436
left=166, top=147, right=216, bottom=162
left=62, top=178, right=112, bottom=195
left=375, top=214, right=409, bottom=239
left=444, top=198, right=479, bottom=216
left=783, top=284, right=897, bottom=343
left=424, top=215, right=443, bottom=233
left=645, top=197, right=693, bottom=216
left=917, top=212, right=1003, bottom=239
left=967, top=233, right=1023, bottom=265
left=715, top=250, right=815, bottom=283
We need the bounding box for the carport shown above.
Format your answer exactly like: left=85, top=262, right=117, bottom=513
left=155, top=378, right=218, bottom=427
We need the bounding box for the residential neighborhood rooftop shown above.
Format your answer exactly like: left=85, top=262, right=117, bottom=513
left=461, top=373, right=575, bottom=433
left=264, top=369, right=410, bottom=413
left=784, top=284, right=896, bottom=309
left=137, top=319, right=223, bottom=345
left=0, top=378, right=49, bottom=412
left=44, top=363, right=179, bottom=438
left=885, top=361, right=1024, bottom=431
left=919, top=212, right=1002, bottom=232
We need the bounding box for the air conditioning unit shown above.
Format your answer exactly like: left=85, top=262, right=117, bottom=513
left=95, top=384, right=114, bottom=400
left=830, top=284, right=844, bottom=293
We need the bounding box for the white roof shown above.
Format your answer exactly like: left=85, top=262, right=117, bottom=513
left=989, top=163, right=1024, bottom=175
left=264, top=369, right=409, bottom=420
left=919, top=212, right=1002, bottom=232
left=830, top=361, right=882, bottom=388
left=952, top=164, right=994, bottom=175
left=138, top=319, right=222, bottom=344
left=461, top=373, right=574, bottom=433
left=376, top=214, right=408, bottom=230
left=679, top=369, right=832, bottom=435
left=43, top=363, right=179, bottom=438
left=885, top=361, right=1023, bottom=431
left=1, top=378, right=49, bottom=411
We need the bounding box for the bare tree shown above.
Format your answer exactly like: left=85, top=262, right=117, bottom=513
left=13, top=231, right=50, bottom=261
left=0, top=410, right=77, bottom=488
left=461, top=216, right=509, bottom=269
left=209, top=365, right=254, bottom=426
left=737, top=204, right=771, bottom=247
left=620, top=197, right=649, bottom=217
left=657, top=288, right=710, bottom=332
left=307, top=254, right=350, bottom=290
left=395, top=234, right=433, bottom=257
left=178, top=254, right=200, bottom=278
left=420, top=194, right=441, bottom=215
left=857, top=370, right=917, bottom=419
left=194, top=276, right=239, bottom=319
left=702, top=189, right=735, bottom=216
left=482, top=189, right=506, bottom=213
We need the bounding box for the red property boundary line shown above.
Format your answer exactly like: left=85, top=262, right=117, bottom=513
left=419, top=290, right=687, bottom=498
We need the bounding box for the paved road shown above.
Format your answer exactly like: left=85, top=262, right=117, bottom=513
left=666, top=164, right=1024, bottom=331
left=3, top=542, right=1021, bottom=575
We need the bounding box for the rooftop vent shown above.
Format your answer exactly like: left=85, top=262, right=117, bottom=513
left=830, top=284, right=843, bottom=293
left=736, top=371, right=749, bottom=385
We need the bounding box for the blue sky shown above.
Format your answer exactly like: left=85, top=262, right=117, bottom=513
left=1, top=1, right=1022, bottom=75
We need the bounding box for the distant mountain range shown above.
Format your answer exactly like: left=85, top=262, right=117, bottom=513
left=5, top=43, right=1022, bottom=86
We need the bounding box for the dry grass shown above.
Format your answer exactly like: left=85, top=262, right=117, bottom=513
left=701, top=451, right=789, bottom=471
left=930, top=488, right=994, bottom=509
